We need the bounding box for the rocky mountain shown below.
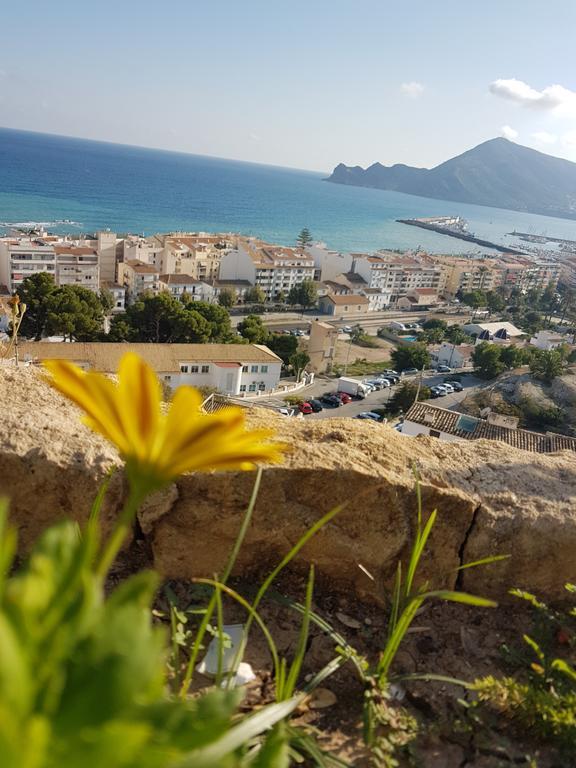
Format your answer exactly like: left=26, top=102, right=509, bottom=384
left=326, top=138, right=576, bottom=219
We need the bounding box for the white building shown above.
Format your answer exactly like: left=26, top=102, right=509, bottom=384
left=19, top=342, right=283, bottom=397
left=401, top=402, right=576, bottom=453
left=463, top=321, right=524, bottom=339
left=304, top=243, right=353, bottom=282
left=219, top=238, right=315, bottom=301
left=352, top=253, right=446, bottom=301
left=159, top=274, right=216, bottom=303
left=429, top=342, right=475, bottom=369
left=102, top=282, right=126, bottom=313
left=530, top=330, right=567, bottom=351
left=53, top=246, right=100, bottom=291
left=360, top=287, right=392, bottom=311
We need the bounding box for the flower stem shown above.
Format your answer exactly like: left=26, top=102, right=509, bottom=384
left=96, top=485, right=146, bottom=580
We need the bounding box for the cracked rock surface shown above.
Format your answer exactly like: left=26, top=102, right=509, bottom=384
left=2, top=364, right=575, bottom=602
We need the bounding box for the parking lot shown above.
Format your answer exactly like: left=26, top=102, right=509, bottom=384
left=274, top=371, right=483, bottom=422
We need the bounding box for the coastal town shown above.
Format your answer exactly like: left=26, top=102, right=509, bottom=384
left=3, top=223, right=576, bottom=455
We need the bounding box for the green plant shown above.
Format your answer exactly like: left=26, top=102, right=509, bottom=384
left=471, top=585, right=576, bottom=754
left=358, top=476, right=501, bottom=765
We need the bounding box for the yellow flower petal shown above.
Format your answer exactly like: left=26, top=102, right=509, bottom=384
left=44, top=353, right=286, bottom=489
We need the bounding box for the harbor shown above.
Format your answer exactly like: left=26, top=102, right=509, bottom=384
left=397, top=216, right=526, bottom=255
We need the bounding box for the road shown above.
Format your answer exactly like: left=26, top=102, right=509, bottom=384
left=257, top=372, right=483, bottom=422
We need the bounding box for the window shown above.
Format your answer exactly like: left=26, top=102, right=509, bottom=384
left=242, top=365, right=248, bottom=372
left=258, top=382, right=266, bottom=391
left=251, top=365, right=258, bottom=373
left=429, top=429, right=441, bottom=438
left=239, top=384, right=247, bottom=392
left=248, top=383, right=257, bottom=392
left=201, top=365, right=209, bottom=373
left=180, top=365, right=188, bottom=373
left=261, top=365, right=268, bottom=373
left=190, top=365, right=199, bottom=373
left=164, top=376, right=171, bottom=382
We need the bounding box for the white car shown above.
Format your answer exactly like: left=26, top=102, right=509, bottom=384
left=375, top=378, right=392, bottom=387
left=442, top=383, right=455, bottom=394
left=343, top=325, right=353, bottom=333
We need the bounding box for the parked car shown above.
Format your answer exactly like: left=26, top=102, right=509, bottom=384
left=355, top=412, right=383, bottom=421
left=430, top=386, right=446, bottom=398
left=381, top=369, right=399, bottom=376
left=296, top=329, right=305, bottom=336
left=309, top=399, right=324, bottom=412
left=448, top=380, right=463, bottom=392
left=343, top=325, right=353, bottom=333
left=401, top=368, right=419, bottom=376
left=436, top=365, right=452, bottom=373
left=442, top=383, right=455, bottom=394
left=336, top=392, right=352, bottom=404
left=320, top=393, right=342, bottom=408
left=364, top=379, right=384, bottom=390
left=374, top=378, right=391, bottom=388
left=278, top=407, right=295, bottom=416
left=298, top=402, right=313, bottom=415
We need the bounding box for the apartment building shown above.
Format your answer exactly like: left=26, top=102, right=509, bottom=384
left=304, top=243, right=353, bottom=282
left=159, top=274, right=216, bottom=303
left=53, top=246, right=100, bottom=291
left=19, top=342, right=283, bottom=397
left=219, top=238, right=315, bottom=300
left=429, top=255, right=503, bottom=297
left=0, top=236, right=102, bottom=293
left=352, top=253, right=446, bottom=303
left=118, top=260, right=161, bottom=300
left=500, top=257, right=561, bottom=293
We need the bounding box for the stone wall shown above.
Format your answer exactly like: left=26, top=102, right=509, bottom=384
left=2, top=365, right=575, bottom=603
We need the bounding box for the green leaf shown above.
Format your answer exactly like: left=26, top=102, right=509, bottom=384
left=456, top=554, right=510, bottom=571
left=425, top=590, right=497, bottom=608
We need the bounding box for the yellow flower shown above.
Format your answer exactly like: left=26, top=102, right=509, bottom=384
left=44, top=352, right=285, bottom=488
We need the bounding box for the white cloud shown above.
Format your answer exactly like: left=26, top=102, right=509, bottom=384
left=400, top=81, right=425, bottom=98
left=531, top=131, right=557, bottom=144
left=490, top=78, right=576, bottom=116
left=500, top=125, right=518, bottom=140
left=562, top=130, right=576, bottom=147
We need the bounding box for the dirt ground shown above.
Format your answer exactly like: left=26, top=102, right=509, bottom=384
left=332, top=336, right=395, bottom=366
left=142, top=558, right=569, bottom=768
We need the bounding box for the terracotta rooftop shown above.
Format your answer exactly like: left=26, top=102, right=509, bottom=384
left=124, top=260, right=159, bottom=274
left=53, top=246, right=97, bottom=256
left=20, top=342, right=282, bottom=372
left=159, top=274, right=203, bottom=285
left=321, top=294, right=369, bottom=305
left=404, top=403, right=576, bottom=454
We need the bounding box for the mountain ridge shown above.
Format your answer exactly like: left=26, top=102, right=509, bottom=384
left=326, top=138, right=576, bottom=220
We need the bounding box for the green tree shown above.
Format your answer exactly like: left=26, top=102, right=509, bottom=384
left=420, top=327, right=445, bottom=344
left=16, top=272, right=57, bottom=340
left=244, top=285, right=266, bottom=304
left=181, top=299, right=236, bottom=343
left=472, top=342, right=505, bottom=379
left=45, top=285, right=106, bottom=341
left=389, top=382, right=431, bottom=413
left=296, top=228, right=313, bottom=248
left=422, top=319, right=447, bottom=332
left=289, top=350, right=310, bottom=382
left=500, top=345, right=526, bottom=370
left=486, top=291, right=506, bottom=315
left=298, top=279, right=318, bottom=310
left=462, top=290, right=487, bottom=310
left=530, top=349, right=565, bottom=384
left=276, top=290, right=286, bottom=304
left=445, top=325, right=468, bottom=345
left=287, top=285, right=301, bottom=307
left=266, top=333, right=298, bottom=364
left=390, top=343, right=431, bottom=372
left=522, top=310, right=544, bottom=335
left=217, top=288, right=236, bottom=308
left=237, top=314, right=270, bottom=344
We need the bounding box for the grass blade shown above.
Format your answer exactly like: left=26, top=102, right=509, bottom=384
left=456, top=554, right=510, bottom=571
left=283, top=566, right=314, bottom=699
left=405, top=509, right=437, bottom=599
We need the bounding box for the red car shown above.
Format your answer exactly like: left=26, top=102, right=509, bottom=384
left=336, top=392, right=351, bottom=404
left=298, top=402, right=314, bottom=415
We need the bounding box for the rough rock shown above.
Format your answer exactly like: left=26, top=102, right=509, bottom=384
left=2, top=364, right=576, bottom=603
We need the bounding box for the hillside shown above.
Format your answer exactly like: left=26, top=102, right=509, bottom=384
left=327, top=138, right=576, bottom=219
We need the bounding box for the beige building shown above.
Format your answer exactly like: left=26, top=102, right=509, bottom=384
left=307, top=320, right=339, bottom=373
left=318, top=293, right=369, bottom=316
left=396, top=288, right=441, bottom=309
left=53, top=246, right=100, bottom=291
left=352, top=253, right=446, bottom=301
left=118, top=260, right=162, bottom=300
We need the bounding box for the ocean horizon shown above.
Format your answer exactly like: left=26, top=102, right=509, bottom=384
left=2, top=126, right=576, bottom=254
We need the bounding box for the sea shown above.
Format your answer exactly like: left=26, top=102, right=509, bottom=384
left=2, top=126, right=576, bottom=255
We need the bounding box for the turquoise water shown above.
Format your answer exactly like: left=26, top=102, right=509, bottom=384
left=2, top=127, right=576, bottom=254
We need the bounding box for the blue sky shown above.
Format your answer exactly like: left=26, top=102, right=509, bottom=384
left=1, top=0, right=575, bottom=171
